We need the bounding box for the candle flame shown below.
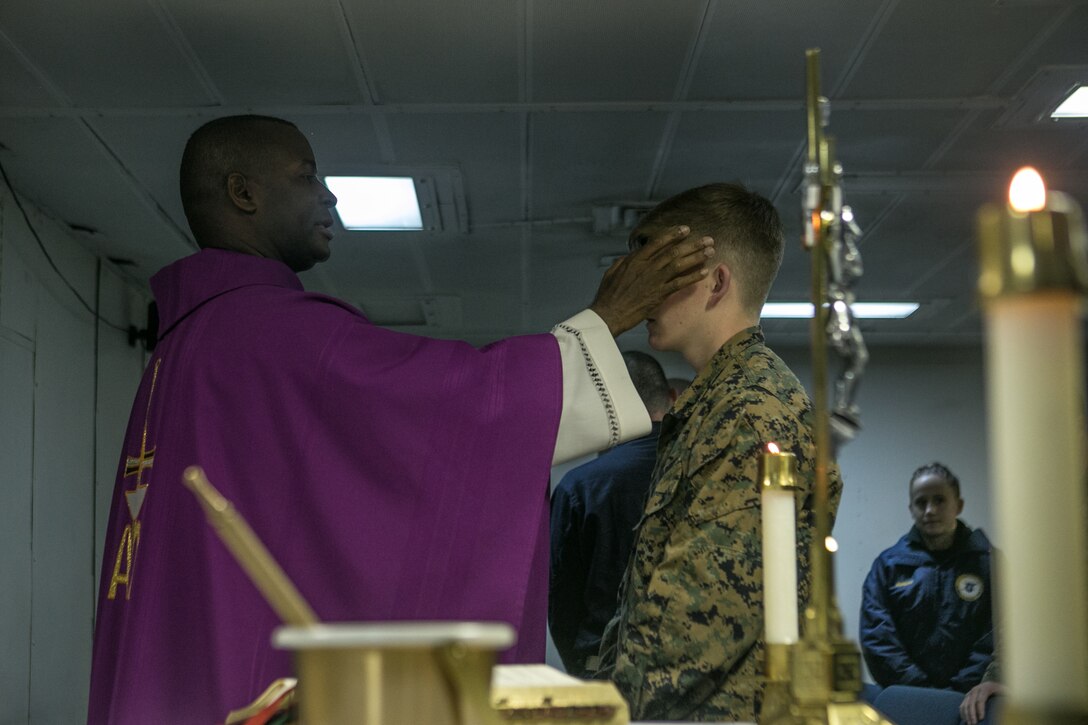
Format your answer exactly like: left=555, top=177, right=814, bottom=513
left=767, top=442, right=780, bottom=454
left=825, top=536, right=839, bottom=553
left=1008, top=167, right=1046, bottom=213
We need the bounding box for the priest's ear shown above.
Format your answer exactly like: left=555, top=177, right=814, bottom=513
left=227, top=172, right=259, bottom=214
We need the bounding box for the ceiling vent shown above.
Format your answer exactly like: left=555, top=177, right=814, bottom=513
left=591, top=202, right=658, bottom=236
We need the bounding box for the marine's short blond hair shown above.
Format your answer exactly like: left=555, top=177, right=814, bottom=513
left=630, top=183, right=785, bottom=314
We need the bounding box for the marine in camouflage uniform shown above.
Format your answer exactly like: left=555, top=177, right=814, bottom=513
left=598, top=326, right=842, bottom=722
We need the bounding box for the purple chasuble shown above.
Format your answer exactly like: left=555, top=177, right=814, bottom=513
left=87, top=249, right=562, bottom=725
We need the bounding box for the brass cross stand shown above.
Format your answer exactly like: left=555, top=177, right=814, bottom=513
left=760, top=49, right=891, bottom=725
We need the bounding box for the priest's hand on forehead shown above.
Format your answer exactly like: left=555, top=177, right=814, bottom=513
left=589, top=225, right=715, bottom=337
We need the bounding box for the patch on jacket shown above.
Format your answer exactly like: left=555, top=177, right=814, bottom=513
left=893, top=579, right=914, bottom=588
left=956, top=574, right=984, bottom=601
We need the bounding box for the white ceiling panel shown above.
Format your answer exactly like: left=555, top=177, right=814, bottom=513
left=831, top=109, right=968, bottom=172
left=657, top=110, right=802, bottom=198
left=165, top=0, right=364, bottom=104
left=0, top=40, right=61, bottom=107
left=531, top=0, right=707, bottom=102
left=291, top=113, right=389, bottom=169
left=0, top=0, right=211, bottom=107
left=86, top=116, right=206, bottom=235
left=687, top=0, right=881, bottom=100
left=531, top=111, right=668, bottom=218
left=842, top=0, right=1066, bottom=99
left=424, top=231, right=527, bottom=294
left=1023, top=3, right=1088, bottom=70
left=933, top=109, right=1088, bottom=176
left=310, top=233, right=427, bottom=296
left=341, top=0, right=523, bottom=103
left=384, top=113, right=525, bottom=225
left=0, top=117, right=191, bottom=268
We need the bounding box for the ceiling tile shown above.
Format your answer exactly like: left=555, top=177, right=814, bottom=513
left=687, top=0, right=880, bottom=100
left=531, top=111, right=668, bottom=218
left=0, top=0, right=211, bottom=106
left=657, top=110, right=801, bottom=198
left=385, top=113, right=524, bottom=225
left=531, top=0, right=706, bottom=102
left=341, top=0, right=521, bottom=103
left=167, top=0, right=363, bottom=104
left=843, top=0, right=1065, bottom=98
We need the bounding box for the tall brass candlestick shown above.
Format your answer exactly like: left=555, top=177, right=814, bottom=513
left=977, top=167, right=1088, bottom=724
left=759, top=49, right=891, bottom=725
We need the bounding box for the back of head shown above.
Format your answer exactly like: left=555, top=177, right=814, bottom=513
left=179, top=115, right=299, bottom=245
left=667, top=376, right=692, bottom=398
left=632, top=183, right=785, bottom=315
left=622, top=350, right=672, bottom=419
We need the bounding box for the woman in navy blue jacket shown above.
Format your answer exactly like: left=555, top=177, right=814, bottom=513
left=860, top=462, right=995, bottom=692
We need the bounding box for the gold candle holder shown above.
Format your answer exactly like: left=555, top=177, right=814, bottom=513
left=761, top=445, right=799, bottom=491
left=978, top=170, right=1088, bottom=299
left=761, top=444, right=800, bottom=657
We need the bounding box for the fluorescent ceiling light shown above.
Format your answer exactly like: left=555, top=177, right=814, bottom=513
left=324, top=176, right=423, bottom=230
left=761, top=302, right=816, bottom=319
left=852, top=302, right=920, bottom=318
left=1051, top=86, right=1088, bottom=119
left=762, top=302, right=919, bottom=319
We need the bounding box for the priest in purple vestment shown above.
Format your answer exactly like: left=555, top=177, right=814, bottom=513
left=86, top=115, right=715, bottom=725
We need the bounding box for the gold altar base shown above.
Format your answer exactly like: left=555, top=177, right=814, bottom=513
left=762, top=681, right=891, bottom=725
left=761, top=643, right=895, bottom=725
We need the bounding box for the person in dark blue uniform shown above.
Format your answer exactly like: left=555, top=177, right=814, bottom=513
left=860, top=462, right=995, bottom=693
left=549, top=350, right=674, bottom=677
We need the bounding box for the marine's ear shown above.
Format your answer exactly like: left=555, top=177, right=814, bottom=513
left=227, top=172, right=258, bottom=213
left=706, top=262, right=731, bottom=305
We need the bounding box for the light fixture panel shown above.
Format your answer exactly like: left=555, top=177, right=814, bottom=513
left=1052, top=85, right=1088, bottom=119
left=998, top=66, right=1088, bottom=127
left=319, top=166, right=467, bottom=233
left=325, top=176, right=424, bottom=231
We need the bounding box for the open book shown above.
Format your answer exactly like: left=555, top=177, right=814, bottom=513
left=491, top=664, right=629, bottom=723
left=223, top=678, right=297, bottom=724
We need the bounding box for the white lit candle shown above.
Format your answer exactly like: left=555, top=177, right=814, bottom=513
left=761, top=443, right=800, bottom=645
left=978, top=167, right=1088, bottom=713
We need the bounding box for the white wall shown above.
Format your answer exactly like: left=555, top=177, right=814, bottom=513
left=546, top=342, right=994, bottom=680
left=0, top=185, right=146, bottom=725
